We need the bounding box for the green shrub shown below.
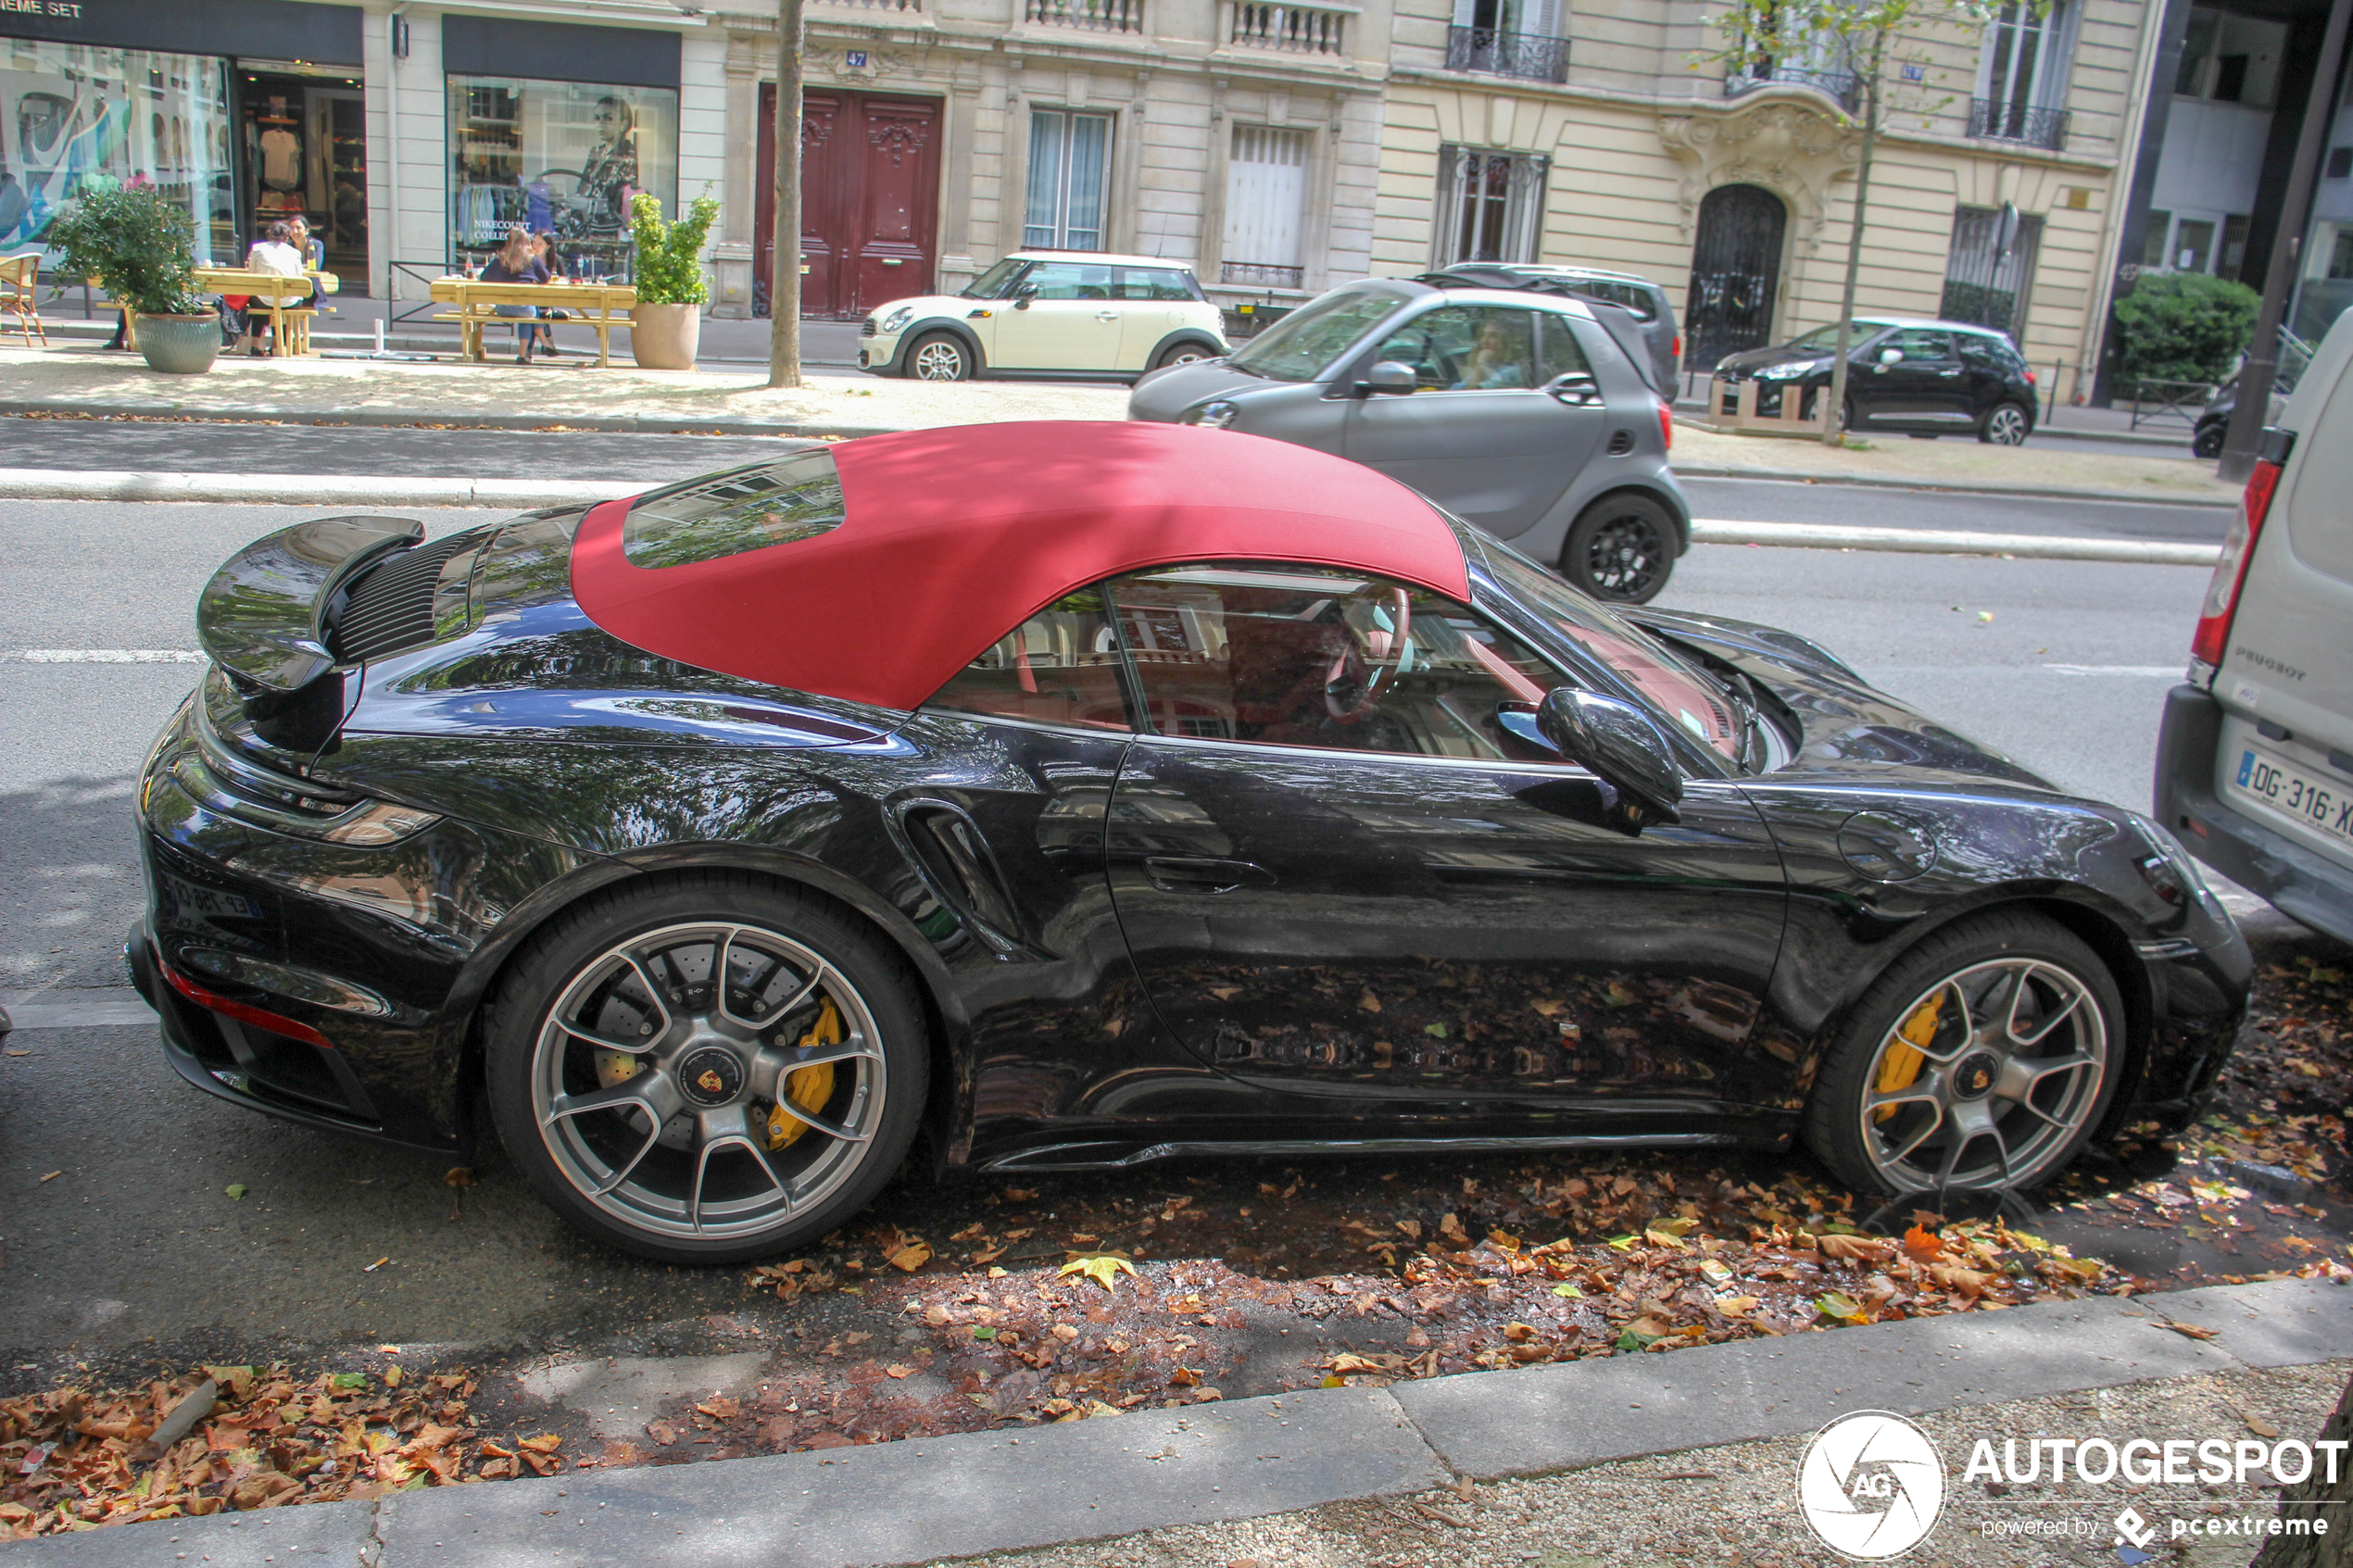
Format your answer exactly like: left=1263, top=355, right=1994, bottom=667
left=2113, top=271, right=2260, bottom=391
left=629, top=189, right=721, bottom=307
left=40, top=182, right=205, bottom=316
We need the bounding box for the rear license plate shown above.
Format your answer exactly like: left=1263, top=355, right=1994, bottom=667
left=2231, top=746, right=2353, bottom=848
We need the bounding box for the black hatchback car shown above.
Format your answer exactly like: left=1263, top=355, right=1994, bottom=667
left=131, top=422, right=2246, bottom=1264
left=1714, top=318, right=2041, bottom=445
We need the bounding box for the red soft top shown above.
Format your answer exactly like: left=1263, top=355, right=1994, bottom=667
left=569, top=420, right=1470, bottom=712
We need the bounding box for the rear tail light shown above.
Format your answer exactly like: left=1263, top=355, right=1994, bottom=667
left=160, top=960, right=333, bottom=1048
left=2025, top=369, right=2038, bottom=384
left=2190, top=427, right=2295, bottom=667
left=1656, top=397, right=1673, bottom=453
left=1671, top=334, right=1682, bottom=360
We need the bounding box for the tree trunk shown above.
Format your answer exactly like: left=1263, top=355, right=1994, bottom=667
left=767, top=0, right=804, bottom=390
left=1820, top=29, right=1883, bottom=446
left=2254, top=1368, right=2353, bottom=1568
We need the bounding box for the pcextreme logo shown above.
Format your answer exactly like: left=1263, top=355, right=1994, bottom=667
left=1797, top=1411, right=1946, bottom=1560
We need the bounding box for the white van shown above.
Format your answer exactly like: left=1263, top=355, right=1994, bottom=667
left=2156, top=312, right=2353, bottom=943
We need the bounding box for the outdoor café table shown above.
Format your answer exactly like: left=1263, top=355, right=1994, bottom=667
left=427, top=277, right=635, bottom=367
left=190, top=266, right=341, bottom=357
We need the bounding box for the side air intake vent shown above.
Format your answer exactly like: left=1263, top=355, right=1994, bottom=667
left=1607, top=429, right=1636, bottom=456
left=328, top=531, right=486, bottom=664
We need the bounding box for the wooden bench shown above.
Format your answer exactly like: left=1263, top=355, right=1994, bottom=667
left=427, top=278, right=635, bottom=367
left=195, top=267, right=341, bottom=358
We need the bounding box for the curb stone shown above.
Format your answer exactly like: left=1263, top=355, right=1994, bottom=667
left=1674, top=461, right=2236, bottom=508
left=4, top=1277, right=2345, bottom=1567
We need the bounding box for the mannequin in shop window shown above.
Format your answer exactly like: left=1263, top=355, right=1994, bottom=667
left=578, top=96, right=638, bottom=238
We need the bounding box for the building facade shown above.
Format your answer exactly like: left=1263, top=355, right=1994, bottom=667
left=4, top=0, right=2173, bottom=391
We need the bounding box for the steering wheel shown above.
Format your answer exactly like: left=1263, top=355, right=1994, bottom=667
left=1325, top=585, right=1413, bottom=723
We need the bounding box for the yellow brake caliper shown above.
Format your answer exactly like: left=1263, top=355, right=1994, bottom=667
left=767, top=997, right=841, bottom=1150
left=1874, top=991, right=1944, bottom=1123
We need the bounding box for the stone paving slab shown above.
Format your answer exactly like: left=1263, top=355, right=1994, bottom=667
left=0, top=1499, right=375, bottom=1565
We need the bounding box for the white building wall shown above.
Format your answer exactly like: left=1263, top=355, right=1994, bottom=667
left=364, top=5, right=452, bottom=301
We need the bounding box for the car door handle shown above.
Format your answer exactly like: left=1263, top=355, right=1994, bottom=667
left=1937, top=369, right=1960, bottom=377
left=1143, top=856, right=1274, bottom=894
left=1095, top=311, right=1122, bottom=321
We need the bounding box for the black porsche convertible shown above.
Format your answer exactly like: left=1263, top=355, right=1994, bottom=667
left=129, top=421, right=2249, bottom=1262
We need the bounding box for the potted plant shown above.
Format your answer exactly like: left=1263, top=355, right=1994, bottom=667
left=42, top=182, right=218, bottom=374
left=627, top=188, right=720, bottom=370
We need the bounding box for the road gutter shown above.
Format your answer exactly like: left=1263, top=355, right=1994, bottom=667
left=9, top=1275, right=2345, bottom=1567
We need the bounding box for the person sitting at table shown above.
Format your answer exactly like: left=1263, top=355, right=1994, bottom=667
left=480, top=228, right=550, bottom=364
left=238, top=220, right=308, bottom=357
left=288, top=216, right=327, bottom=275
left=527, top=233, right=565, bottom=358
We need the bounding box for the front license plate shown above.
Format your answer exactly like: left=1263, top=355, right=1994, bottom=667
left=2231, top=746, right=2353, bottom=848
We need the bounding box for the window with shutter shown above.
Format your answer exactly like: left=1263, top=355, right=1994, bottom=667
left=1222, top=126, right=1310, bottom=287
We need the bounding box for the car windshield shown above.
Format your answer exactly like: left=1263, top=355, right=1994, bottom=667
left=1785, top=321, right=1883, bottom=354
left=1460, top=523, right=1745, bottom=764
left=960, top=257, right=1028, bottom=300
left=1227, top=288, right=1404, bottom=382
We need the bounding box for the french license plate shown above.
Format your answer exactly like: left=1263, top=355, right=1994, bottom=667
left=2232, top=746, right=2353, bottom=847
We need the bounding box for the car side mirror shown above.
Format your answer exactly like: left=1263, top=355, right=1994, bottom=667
left=1013, top=282, right=1039, bottom=308
left=1546, top=371, right=1602, bottom=407
left=1878, top=347, right=1904, bottom=367
left=1535, top=688, right=1683, bottom=830
left=1355, top=360, right=1417, bottom=397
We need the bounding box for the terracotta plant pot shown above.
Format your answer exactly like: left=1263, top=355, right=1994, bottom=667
left=136, top=313, right=220, bottom=375
left=630, top=303, right=702, bottom=370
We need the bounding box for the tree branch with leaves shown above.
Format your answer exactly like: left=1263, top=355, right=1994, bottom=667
left=1692, top=0, right=2014, bottom=444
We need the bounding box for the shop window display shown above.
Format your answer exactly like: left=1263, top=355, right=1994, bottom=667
left=1, top=39, right=235, bottom=264
left=447, top=77, right=676, bottom=279
left=236, top=69, right=367, bottom=283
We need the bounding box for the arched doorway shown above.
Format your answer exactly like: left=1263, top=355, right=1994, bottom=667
left=1685, top=184, right=1788, bottom=373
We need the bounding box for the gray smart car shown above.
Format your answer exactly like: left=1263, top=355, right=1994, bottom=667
left=1128, top=275, right=1689, bottom=601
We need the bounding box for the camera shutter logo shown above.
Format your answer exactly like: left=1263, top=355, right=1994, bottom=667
left=1797, top=1411, right=1946, bottom=1559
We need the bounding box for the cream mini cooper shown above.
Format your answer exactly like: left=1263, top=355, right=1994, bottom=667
left=859, top=252, right=1228, bottom=382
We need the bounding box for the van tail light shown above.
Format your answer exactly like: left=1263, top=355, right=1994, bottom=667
left=1656, top=397, right=1674, bottom=453
left=1672, top=334, right=1682, bottom=360
left=2191, top=427, right=2295, bottom=667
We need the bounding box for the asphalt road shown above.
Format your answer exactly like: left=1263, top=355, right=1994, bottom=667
left=0, top=419, right=2232, bottom=545
left=0, top=493, right=2240, bottom=1378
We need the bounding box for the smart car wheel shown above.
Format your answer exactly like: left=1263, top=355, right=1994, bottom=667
left=1563, top=495, right=1675, bottom=604
left=484, top=874, right=927, bottom=1264
left=2192, top=420, right=2227, bottom=459
left=1979, top=402, right=2032, bottom=445
left=908, top=333, right=973, bottom=381
left=1154, top=342, right=1213, bottom=370
left=1805, top=911, right=2122, bottom=1198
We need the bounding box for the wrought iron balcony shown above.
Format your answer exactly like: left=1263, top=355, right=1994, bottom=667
left=1968, top=97, right=2070, bottom=151
left=1723, top=66, right=1858, bottom=112
left=1230, top=1, right=1347, bottom=55
left=1222, top=260, right=1305, bottom=288
left=1026, top=0, right=1142, bottom=31
left=1445, top=26, right=1569, bottom=84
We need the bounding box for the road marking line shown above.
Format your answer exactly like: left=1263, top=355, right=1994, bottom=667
left=1, top=990, right=157, bottom=1029
left=2043, top=664, right=2183, bottom=677
left=13, top=649, right=205, bottom=663
left=1689, top=518, right=2220, bottom=566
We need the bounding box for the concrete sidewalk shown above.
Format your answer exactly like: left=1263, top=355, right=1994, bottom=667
left=0, top=344, right=2241, bottom=507
left=6, top=1276, right=2345, bottom=1567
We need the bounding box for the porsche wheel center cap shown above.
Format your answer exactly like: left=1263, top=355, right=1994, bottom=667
left=1952, top=1051, right=2001, bottom=1100
left=676, top=1044, right=746, bottom=1107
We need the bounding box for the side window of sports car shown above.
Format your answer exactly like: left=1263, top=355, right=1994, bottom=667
left=925, top=587, right=1133, bottom=733
left=1101, top=564, right=1567, bottom=761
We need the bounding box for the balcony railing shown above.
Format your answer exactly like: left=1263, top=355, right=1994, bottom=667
left=1968, top=97, right=2070, bottom=151
left=1222, top=260, right=1305, bottom=287
left=1026, top=0, right=1142, bottom=31
left=1230, top=1, right=1347, bottom=56
left=1444, top=25, right=1568, bottom=83
left=814, top=0, right=922, bottom=10
left=1723, top=66, right=1858, bottom=112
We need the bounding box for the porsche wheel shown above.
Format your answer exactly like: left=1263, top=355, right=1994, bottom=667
left=1806, top=911, right=2121, bottom=1197
left=1562, top=495, right=1676, bottom=604
left=908, top=333, right=973, bottom=382
left=484, top=874, right=927, bottom=1263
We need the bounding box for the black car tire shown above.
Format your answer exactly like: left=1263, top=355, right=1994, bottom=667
left=2193, top=420, right=2227, bottom=459
left=1562, top=495, right=1676, bottom=604
left=907, top=332, right=974, bottom=382
left=484, top=872, right=929, bottom=1264
left=1804, top=909, right=2124, bottom=1198
left=1979, top=402, right=2032, bottom=445
left=1154, top=341, right=1214, bottom=371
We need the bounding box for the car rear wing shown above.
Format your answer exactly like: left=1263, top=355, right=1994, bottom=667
left=195, top=517, right=426, bottom=693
